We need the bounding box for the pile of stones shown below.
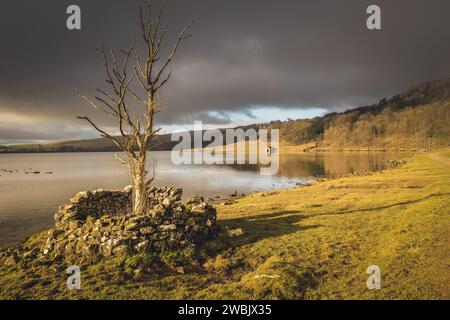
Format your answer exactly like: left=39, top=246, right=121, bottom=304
left=42, top=186, right=217, bottom=259
left=385, top=159, right=407, bottom=169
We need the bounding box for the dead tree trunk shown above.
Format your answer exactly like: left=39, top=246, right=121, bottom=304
left=77, top=1, right=194, bottom=215
left=131, top=159, right=146, bottom=215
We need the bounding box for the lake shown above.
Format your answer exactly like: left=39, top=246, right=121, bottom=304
left=0, top=151, right=410, bottom=246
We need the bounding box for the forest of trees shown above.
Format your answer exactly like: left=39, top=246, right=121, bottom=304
left=269, top=78, right=450, bottom=151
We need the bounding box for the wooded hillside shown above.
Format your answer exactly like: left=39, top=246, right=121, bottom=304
left=269, top=78, right=450, bottom=151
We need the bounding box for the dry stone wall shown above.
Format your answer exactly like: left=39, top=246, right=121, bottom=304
left=44, top=186, right=217, bottom=259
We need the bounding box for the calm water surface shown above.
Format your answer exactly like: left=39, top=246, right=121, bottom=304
left=0, top=151, right=410, bottom=246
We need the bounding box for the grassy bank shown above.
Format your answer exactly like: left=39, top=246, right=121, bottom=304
left=0, top=150, right=449, bottom=299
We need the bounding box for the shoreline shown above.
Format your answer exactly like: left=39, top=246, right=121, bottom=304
left=0, top=149, right=449, bottom=299
left=0, top=147, right=429, bottom=155
left=0, top=152, right=411, bottom=248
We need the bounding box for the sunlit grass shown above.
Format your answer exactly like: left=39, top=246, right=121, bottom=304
left=0, top=150, right=449, bottom=299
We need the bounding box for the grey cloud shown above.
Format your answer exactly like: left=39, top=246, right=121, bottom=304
left=0, top=0, right=449, bottom=142
left=0, top=122, right=95, bottom=145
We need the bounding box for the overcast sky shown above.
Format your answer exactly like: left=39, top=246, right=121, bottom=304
left=0, top=0, right=449, bottom=144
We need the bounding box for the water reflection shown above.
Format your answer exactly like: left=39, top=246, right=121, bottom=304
left=202, top=151, right=405, bottom=178
left=0, top=151, right=410, bottom=246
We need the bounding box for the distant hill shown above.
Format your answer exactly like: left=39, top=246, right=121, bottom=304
left=0, top=124, right=262, bottom=153
left=268, top=78, right=450, bottom=151
left=0, top=133, right=183, bottom=153
left=2, top=135, right=176, bottom=153
left=1, top=78, right=449, bottom=153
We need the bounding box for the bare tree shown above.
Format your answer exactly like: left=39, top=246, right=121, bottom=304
left=77, top=1, right=194, bottom=215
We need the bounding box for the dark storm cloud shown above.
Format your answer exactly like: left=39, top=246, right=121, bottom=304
left=0, top=0, right=449, bottom=143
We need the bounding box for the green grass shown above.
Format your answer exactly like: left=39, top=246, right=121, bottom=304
left=0, top=150, right=449, bottom=299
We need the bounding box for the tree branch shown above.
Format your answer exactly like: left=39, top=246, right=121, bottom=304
left=77, top=116, right=124, bottom=150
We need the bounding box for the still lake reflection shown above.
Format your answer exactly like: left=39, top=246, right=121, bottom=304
left=0, top=151, right=409, bottom=245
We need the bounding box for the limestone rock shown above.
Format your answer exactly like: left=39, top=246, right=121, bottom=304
left=112, top=245, right=129, bottom=256
left=4, top=253, right=19, bottom=266
left=135, top=240, right=149, bottom=253
left=176, top=266, right=185, bottom=274
left=159, top=224, right=177, bottom=231
left=162, top=198, right=172, bottom=208
left=69, top=220, right=81, bottom=230
left=227, top=228, right=244, bottom=238
left=139, top=226, right=156, bottom=234
left=191, top=205, right=206, bottom=214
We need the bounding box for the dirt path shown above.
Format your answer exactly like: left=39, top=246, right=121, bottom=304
left=428, top=151, right=450, bottom=168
